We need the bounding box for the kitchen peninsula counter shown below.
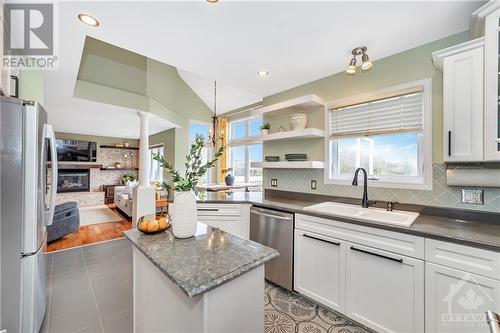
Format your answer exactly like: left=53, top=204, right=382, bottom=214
left=196, top=190, right=500, bottom=252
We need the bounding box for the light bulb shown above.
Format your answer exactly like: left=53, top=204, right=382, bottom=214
left=346, top=57, right=357, bottom=75
left=78, top=14, right=99, bottom=27
left=361, top=53, right=372, bottom=71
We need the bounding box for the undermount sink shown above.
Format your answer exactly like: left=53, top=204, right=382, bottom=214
left=303, top=202, right=419, bottom=227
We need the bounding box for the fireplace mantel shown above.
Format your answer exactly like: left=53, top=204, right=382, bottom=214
left=49, top=162, right=103, bottom=170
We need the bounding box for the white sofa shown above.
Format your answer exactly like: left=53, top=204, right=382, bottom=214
left=114, top=186, right=133, bottom=217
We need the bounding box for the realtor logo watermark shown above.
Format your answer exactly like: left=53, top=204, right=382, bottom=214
left=441, top=273, right=492, bottom=329
left=2, top=2, right=58, bottom=69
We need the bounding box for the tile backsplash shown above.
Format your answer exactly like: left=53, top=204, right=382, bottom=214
left=264, top=163, right=500, bottom=213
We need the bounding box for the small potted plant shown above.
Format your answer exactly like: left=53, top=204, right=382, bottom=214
left=121, top=174, right=136, bottom=184
left=222, top=168, right=234, bottom=186
left=153, top=135, right=224, bottom=238
left=260, top=122, right=271, bottom=135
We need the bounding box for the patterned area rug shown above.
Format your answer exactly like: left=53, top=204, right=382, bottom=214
left=265, top=281, right=372, bottom=333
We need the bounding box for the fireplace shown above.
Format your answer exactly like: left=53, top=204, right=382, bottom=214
left=57, top=169, right=90, bottom=193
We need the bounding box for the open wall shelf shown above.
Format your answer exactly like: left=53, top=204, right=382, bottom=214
left=251, top=161, right=324, bottom=169
left=263, top=128, right=324, bottom=142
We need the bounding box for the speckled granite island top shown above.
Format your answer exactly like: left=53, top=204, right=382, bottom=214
left=124, top=223, right=278, bottom=298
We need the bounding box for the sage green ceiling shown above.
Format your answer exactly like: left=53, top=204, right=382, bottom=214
left=77, top=36, right=147, bottom=96
left=73, top=36, right=212, bottom=172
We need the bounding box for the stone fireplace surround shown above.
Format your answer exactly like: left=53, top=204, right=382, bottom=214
left=55, top=147, right=139, bottom=207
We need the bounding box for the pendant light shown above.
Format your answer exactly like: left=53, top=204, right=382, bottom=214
left=209, top=81, right=223, bottom=146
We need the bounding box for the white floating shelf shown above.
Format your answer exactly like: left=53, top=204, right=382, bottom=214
left=251, top=94, right=325, bottom=117
left=263, top=128, right=324, bottom=142
left=227, top=137, right=263, bottom=146
left=251, top=161, right=324, bottom=169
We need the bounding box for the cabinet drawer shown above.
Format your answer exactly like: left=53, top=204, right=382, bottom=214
left=197, top=204, right=241, bottom=217
left=296, top=214, right=424, bottom=259
left=198, top=215, right=242, bottom=237
left=425, top=239, right=500, bottom=280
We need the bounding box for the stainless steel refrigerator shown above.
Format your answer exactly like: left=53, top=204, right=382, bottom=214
left=1, top=96, right=58, bottom=332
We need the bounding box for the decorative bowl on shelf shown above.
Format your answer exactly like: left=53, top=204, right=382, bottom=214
left=289, top=113, right=308, bottom=130
left=285, top=153, right=307, bottom=161
left=265, top=156, right=280, bottom=162
left=137, top=213, right=171, bottom=234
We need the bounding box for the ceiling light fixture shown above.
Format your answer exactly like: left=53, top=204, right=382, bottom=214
left=345, top=46, right=372, bottom=75
left=258, top=70, right=269, bottom=77
left=78, top=13, right=99, bottom=27
left=209, top=81, right=224, bottom=146
left=207, top=0, right=219, bottom=3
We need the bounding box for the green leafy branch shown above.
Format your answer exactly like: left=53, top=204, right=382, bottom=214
left=152, top=134, right=224, bottom=192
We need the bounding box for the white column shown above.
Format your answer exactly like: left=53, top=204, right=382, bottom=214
left=139, top=111, right=151, bottom=186
left=133, top=111, right=155, bottom=224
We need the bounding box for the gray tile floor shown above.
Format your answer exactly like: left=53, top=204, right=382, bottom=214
left=40, top=238, right=371, bottom=333
left=41, top=239, right=133, bottom=333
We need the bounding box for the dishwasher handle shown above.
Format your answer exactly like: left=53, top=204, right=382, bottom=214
left=487, top=311, right=500, bottom=333
left=250, top=209, right=293, bottom=221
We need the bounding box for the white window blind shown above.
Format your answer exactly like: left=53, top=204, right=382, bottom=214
left=330, top=91, right=424, bottom=137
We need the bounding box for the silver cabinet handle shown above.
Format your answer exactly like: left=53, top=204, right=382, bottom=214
left=486, top=311, right=500, bottom=333
left=250, top=210, right=292, bottom=221
left=303, top=234, right=340, bottom=246
left=350, top=246, right=403, bottom=263
left=197, top=208, right=219, bottom=212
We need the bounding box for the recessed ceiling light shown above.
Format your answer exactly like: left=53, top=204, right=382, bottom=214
left=207, top=0, right=219, bottom=3
left=78, top=13, right=99, bottom=27
left=258, top=71, right=269, bottom=77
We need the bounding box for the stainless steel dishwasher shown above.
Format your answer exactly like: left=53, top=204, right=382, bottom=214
left=250, top=207, right=294, bottom=290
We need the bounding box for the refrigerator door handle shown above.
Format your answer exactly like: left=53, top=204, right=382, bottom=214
left=44, top=124, right=57, bottom=226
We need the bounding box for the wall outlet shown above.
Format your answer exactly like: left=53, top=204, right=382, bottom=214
left=311, top=180, right=317, bottom=190
left=461, top=188, right=484, bottom=205
left=271, top=179, right=278, bottom=187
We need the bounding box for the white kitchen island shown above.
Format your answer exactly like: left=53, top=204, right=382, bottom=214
left=124, top=223, right=278, bottom=333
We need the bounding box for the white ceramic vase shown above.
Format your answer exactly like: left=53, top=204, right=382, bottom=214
left=171, top=191, right=198, bottom=238
left=261, top=129, right=269, bottom=136
left=289, top=113, right=308, bottom=130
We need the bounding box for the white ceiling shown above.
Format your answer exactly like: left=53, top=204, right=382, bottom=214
left=44, top=0, right=483, bottom=137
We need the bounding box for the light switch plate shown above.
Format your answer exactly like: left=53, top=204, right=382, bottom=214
left=461, top=188, right=484, bottom=205
left=311, top=180, right=317, bottom=190
left=271, top=179, right=278, bottom=187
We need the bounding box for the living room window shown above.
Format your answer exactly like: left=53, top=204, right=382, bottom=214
left=149, top=144, right=164, bottom=183
left=228, top=117, right=263, bottom=185
left=189, top=121, right=211, bottom=184
left=326, top=79, right=432, bottom=190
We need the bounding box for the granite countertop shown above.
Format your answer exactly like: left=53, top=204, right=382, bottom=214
left=124, top=223, right=278, bottom=298
left=196, top=191, right=500, bottom=252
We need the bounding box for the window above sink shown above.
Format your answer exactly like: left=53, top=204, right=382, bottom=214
left=325, top=79, right=433, bottom=190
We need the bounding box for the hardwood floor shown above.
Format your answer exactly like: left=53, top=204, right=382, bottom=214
left=47, top=205, right=132, bottom=252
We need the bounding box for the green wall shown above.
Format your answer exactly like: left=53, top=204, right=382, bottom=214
left=149, top=128, right=176, bottom=181
left=146, top=59, right=212, bottom=173
left=19, top=70, right=44, bottom=105
left=260, top=31, right=469, bottom=163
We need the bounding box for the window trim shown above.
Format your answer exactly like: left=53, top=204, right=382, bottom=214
left=188, top=120, right=212, bottom=184
left=149, top=144, right=165, bottom=183
left=227, top=116, right=263, bottom=184
left=324, top=78, right=433, bottom=190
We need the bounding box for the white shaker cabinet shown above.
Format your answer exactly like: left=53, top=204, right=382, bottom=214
left=433, top=38, right=485, bottom=162
left=196, top=203, right=250, bottom=239
left=484, top=7, right=500, bottom=160
left=345, top=242, right=425, bottom=333
left=294, top=229, right=345, bottom=312
left=425, top=263, right=500, bottom=333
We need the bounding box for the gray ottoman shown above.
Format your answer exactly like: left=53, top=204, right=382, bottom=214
left=47, top=201, right=80, bottom=242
